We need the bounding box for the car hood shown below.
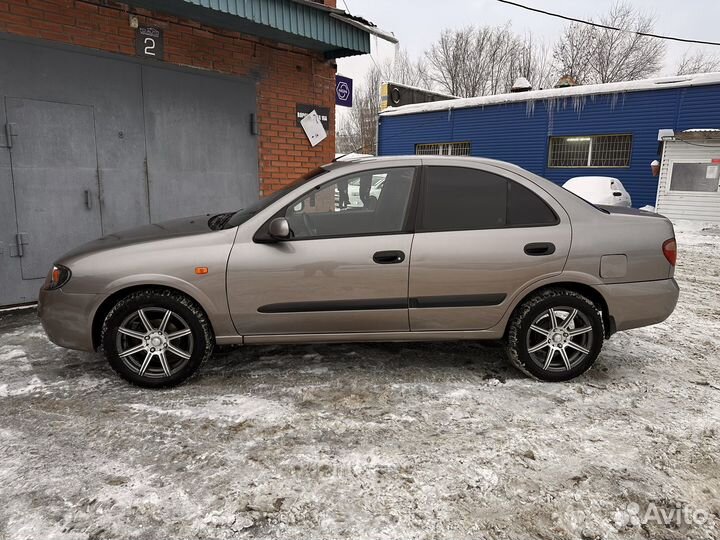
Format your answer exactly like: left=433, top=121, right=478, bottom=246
left=57, top=214, right=220, bottom=262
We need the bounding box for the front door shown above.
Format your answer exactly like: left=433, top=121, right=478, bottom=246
left=227, top=166, right=418, bottom=336
left=409, top=163, right=571, bottom=331
left=6, top=97, right=103, bottom=280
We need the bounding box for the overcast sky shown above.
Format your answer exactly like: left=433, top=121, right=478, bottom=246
left=336, top=0, right=720, bottom=89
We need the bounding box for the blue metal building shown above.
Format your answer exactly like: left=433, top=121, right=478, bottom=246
left=377, top=73, right=720, bottom=208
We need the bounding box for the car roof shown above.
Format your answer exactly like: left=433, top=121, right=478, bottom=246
left=323, top=155, right=606, bottom=218
left=327, top=155, right=520, bottom=169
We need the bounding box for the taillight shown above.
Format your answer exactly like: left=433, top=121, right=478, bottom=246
left=662, top=238, right=677, bottom=266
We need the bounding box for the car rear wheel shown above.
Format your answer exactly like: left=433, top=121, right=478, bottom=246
left=505, top=288, right=604, bottom=382
left=101, top=289, right=213, bottom=388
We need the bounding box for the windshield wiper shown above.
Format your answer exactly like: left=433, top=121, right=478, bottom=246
left=207, top=212, right=234, bottom=230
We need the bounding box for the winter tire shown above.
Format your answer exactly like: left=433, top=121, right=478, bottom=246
left=505, top=288, right=604, bottom=382
left=101, top=289, right=214, bottom=388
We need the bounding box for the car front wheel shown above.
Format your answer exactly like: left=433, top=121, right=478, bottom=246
left=101, top=289, right=214, bottom=388
left=505, top=288, right=604, bottom=382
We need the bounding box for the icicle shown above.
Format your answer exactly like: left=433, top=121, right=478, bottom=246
left=545, top=97, right=556, bottom=133
left=525, top=100, right=536, bottom=117
left=572, top=96, right=586, bottom=117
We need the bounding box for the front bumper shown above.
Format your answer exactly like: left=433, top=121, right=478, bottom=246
left=597, top=278, right=679, bottom=333
left=38, top=288, right=99, bottom=351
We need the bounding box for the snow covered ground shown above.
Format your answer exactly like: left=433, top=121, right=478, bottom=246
left=0, top=221, right=718, bottom=540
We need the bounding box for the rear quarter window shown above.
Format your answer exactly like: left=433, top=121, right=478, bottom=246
left=507, top=180, right=558, bottom=226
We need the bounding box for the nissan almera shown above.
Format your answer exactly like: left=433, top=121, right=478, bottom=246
left=39, top=156, right=679, bottom=387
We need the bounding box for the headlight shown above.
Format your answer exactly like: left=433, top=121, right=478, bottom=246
left=44, top=265, right=72, bottom=290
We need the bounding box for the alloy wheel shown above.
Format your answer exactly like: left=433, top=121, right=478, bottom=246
left=525, top=306, right=594, bottom=373
left=115, top=307, right=194, bottom=379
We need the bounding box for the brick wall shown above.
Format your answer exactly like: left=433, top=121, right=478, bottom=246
left=0, top=0, right=337, bottom=195
left=311, top=0, right=337, bottom=8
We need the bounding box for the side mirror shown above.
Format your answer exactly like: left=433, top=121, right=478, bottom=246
left=268, top=217, right=291, bottom=240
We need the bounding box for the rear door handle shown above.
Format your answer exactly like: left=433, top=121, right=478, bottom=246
left=524, top=242, right=555, bottom=256
left=373, top=250, right=405, bottom=264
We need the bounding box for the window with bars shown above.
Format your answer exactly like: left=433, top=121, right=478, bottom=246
left=548, top=134, right=632, bottom=168
left=415, top=142, right=471, bottom=156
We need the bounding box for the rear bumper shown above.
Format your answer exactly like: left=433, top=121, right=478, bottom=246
left=38, top=288, right=98, bottom=351
left=597, top=278, right=679, bottom=332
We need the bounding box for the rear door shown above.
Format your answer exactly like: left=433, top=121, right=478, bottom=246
left=409, top=162, right=571, bottom=331
left=6, top=97, right=103, bottom=280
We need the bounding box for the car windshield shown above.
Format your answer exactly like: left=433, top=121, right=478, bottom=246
left=214, top=167, right=328, bottom=230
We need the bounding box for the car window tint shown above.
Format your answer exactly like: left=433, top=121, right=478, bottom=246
left=507, top=180, right=557, bottom=226
left=285, top=167, right=415, bottom=239
left=421, top=167, right=507, bottom=231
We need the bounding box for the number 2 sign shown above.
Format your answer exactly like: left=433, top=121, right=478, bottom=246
left=136, top=26, right=164, bottom=60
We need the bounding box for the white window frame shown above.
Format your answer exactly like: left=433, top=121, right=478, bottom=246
left=665, top=158, right=720, bottom=194
left=548, top=134, right=632, bottom=168
left=415, top=142, right=471, bottom=156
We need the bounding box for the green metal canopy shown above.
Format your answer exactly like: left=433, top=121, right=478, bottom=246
left=127, top=0, right=382, bottom=58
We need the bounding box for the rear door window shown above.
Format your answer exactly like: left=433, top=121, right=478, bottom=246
left=419, top=166, right=557, bottom=231
left=419, top=167, right=507, bottom=231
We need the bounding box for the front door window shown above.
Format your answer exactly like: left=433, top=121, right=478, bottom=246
left=284, top=167, right=416, bottom=240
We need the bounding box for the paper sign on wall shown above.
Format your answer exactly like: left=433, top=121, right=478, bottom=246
left=706, top=165, right=719, bottom=179
left=300, top=109, right=327, bottom=147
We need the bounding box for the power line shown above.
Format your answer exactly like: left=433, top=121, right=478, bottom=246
left=496, top=0, right=720, bottom=47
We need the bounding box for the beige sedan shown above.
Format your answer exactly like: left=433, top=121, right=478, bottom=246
left=39, top=156, right=679, bottom=387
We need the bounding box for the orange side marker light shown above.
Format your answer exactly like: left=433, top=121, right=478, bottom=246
left=195, top=267, right=209, bottom=275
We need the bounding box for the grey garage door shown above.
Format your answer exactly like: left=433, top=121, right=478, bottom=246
left=0, top=36, right=258, bottom=306
left=5, top=98, right=104, bottom=280
left=142, top=66, right=259, bottom=223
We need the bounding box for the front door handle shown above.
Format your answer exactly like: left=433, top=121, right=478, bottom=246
left=84, top=189, right=92, bottom=210
left=373, top=250, right=405, bottom=264
left=524, top=242, right=556, bottom=256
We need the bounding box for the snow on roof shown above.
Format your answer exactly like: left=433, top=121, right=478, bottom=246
left=683, top=128, right=720, bottom=132
left=380, top=72, right=720, bottom=117
left=511, top=77, right=532, bottom=91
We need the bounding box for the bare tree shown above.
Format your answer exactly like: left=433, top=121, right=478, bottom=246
left=389, top=49, right=434, bottom=89
left=676, top=49, right=720, bottom=75
left=426, top=24, right=551, bottom=97
left=552, top=22, right=597, bottom=84
left=425, top=27, right=480, bottom=97
left=337, top=49, right=430, bottom=154
left=553, top=2, right=665, bottom=85
left=506, top=33, right=554, bottom=91
left=593, top=3, right=665, bottom=83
